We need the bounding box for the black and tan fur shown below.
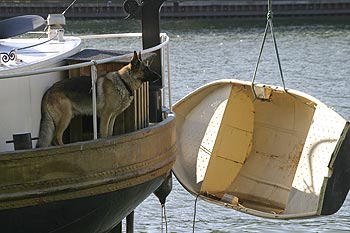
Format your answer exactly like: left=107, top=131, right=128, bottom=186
left=36, top=51, right=160, bottom=148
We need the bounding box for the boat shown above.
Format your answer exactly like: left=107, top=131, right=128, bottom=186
left=0, top=0, right=176, bottom=232
left=172, top=0, right=350, bottom=220
left=173, top=79, right=350, bottom=219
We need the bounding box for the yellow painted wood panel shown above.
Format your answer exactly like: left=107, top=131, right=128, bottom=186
left=221, top=85, right=254, bottom=132
left=216, top=125, right=253, bottom=163
left=200, top=157, right=242, bottom=195
left=200, top=85, right=254, bottom=195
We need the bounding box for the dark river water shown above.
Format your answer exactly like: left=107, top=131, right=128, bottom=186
left=67, top=17, right=350, bottom=232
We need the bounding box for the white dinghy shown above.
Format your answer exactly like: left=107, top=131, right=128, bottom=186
left=173, top=79, right=350, bottom=219
left=173, top=0, right=350, bottom=220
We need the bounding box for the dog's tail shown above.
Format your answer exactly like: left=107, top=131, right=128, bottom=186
left=36, top=94, right=55, bottom=148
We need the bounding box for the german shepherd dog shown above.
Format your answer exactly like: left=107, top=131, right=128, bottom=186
left=36, top=51, right=160, bottom=148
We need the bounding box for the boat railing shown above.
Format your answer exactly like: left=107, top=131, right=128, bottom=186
left=0, top=32, right=171, bottom=145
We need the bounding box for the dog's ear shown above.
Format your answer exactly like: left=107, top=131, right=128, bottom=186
left=138, top=51, right=142, bottom=61
left=146, top=56, right=154, bottom=66
left=131, top=51, right=140, bottom=68
left=132, top=51, right=138, bottom=61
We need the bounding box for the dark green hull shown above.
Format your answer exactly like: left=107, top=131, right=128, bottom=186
left=0, top=176, right=164, bottom=233
left=0, top=115, right=176, bottom=233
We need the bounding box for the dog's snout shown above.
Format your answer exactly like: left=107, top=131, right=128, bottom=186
left=144, top=67, right=161, bottom=82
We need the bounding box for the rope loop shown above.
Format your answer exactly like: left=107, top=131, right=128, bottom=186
left=90, top=60, right=98, bottom=84
left=251, top=0, right=287, bottom=100
left=91, top=59, right=98, bottom=67
left=267, top=10, right=273, bottom=20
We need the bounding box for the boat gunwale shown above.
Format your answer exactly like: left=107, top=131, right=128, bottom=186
left=173, top=79, right=323, bottom=110
left=0, top=33, right=170, bottom=80
left=0, top=148, right=176, bottom=210
left=0, top=114, right=176, bottom=209
left=0, top=113, right=175, bottom=159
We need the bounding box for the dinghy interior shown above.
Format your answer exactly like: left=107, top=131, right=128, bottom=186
left=173, top=79, right=350, bottom=219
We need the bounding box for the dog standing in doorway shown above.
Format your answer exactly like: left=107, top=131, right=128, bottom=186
left=36, top=51, right=160, bottom=147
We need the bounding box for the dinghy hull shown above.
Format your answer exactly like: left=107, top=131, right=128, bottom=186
left=173, top=79, right=349, bottom=219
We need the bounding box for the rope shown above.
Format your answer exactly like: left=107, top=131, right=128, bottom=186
left=62, top=0, right=78, bottom=15
left=251, top=0, right=315, bottom=108
left=90, top=62, right=98, bottom=140
left=17, top=35, right=57, bottom=51
left=192, top=195, right=200, bottom=233
left=251, top=0, right=287, bottom=100
left=160, top=203, right=168, bottom=233
left=269, top=16, right=287, bottom=92
left=1, top=33, right=58, bottom=65
left=251, top=19, right=270, bottom=99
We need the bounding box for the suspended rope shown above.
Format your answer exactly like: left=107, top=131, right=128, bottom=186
left=251, top=0, right=316, bottom=109
left=251, top=0, right=287, bottom=100
left=62, top=0, right=78, bottom=15
left=160, top=203, right=168, bottom=233
left=192, top=195, right=200, bottom=233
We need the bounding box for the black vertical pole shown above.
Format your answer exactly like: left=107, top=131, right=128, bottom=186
left=109, top=222, right=122, bottom=233
left=126, top=211, right=134, bottom=233
left=141, top=0, right=173, bottom=210
left=141, top=0, right=166, bottom=122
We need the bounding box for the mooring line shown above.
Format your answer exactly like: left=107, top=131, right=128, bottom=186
left=192, top=195, right=200, bottom=233
left=161, top=203, right=169, bottom=233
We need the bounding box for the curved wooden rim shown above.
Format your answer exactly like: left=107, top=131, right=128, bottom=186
left=0, top=148, right=175, bottom=210
left=0, top=114, right=176, bottom=210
